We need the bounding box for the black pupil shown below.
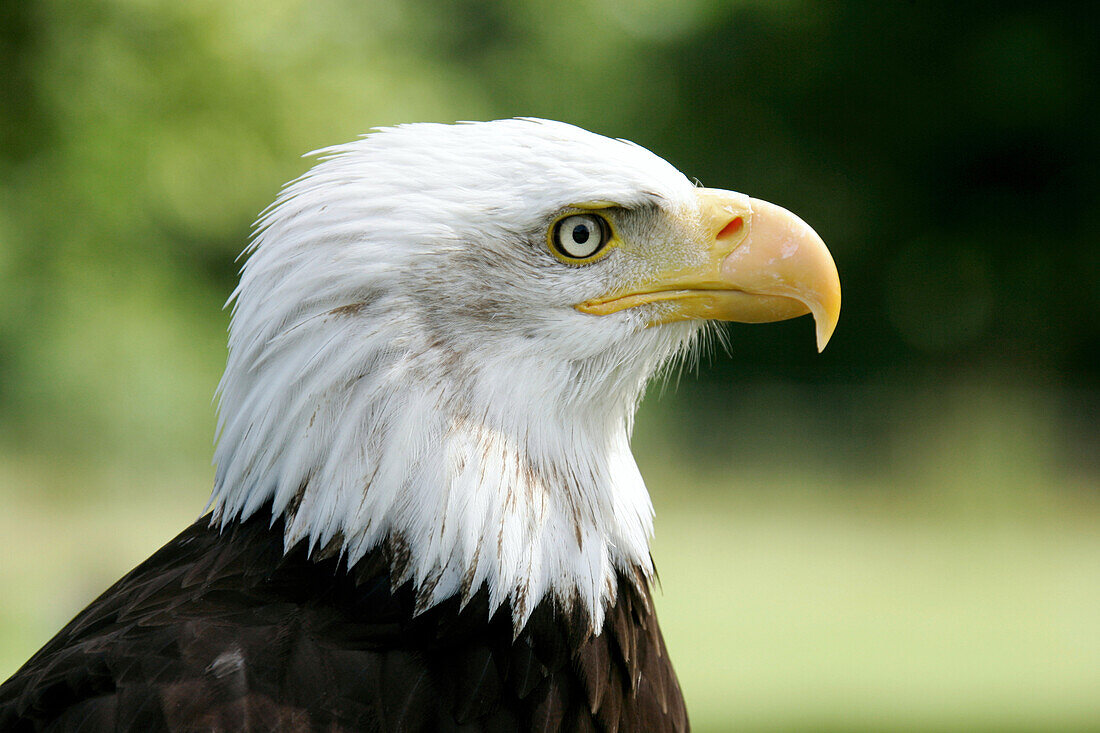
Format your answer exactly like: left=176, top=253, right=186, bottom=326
left=571, top=223, right=591, bottom=245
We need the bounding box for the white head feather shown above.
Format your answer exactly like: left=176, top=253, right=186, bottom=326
left=209, top=119, right=705, bottom=630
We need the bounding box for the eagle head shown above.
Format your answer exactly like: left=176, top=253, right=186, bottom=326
left=209, top=119, right=840, bottom=630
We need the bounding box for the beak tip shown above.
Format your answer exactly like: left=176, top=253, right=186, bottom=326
left=813, top=301, right=841, bottom=352
left=737, top=197, right=841, bottom=353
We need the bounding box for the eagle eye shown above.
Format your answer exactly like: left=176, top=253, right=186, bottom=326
left=550, top=213, right=611, bottom=261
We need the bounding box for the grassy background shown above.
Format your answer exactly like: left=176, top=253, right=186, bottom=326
left=2, top=1, right=1098, bottom=730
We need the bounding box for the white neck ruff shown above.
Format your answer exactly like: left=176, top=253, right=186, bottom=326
left=209, top=319, right=694, bottom=631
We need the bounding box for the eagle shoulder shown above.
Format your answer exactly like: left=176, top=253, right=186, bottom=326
left=0, top=509, right=687, bottom=732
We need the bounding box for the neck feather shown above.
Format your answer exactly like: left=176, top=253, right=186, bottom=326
left=210, top=305, right=695, bottom=630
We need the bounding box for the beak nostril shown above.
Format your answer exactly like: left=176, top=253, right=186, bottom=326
left=717, top=216, right=744, bottom=240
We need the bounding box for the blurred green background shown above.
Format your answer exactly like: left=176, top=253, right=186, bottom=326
left=1, top=1, right=1098, bottom=730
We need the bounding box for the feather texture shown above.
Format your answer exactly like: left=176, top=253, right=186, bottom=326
left=0, top=507, right=687, bottom=732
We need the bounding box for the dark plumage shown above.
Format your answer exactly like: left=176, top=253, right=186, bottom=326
left=0, top=507, right=687, bottom=731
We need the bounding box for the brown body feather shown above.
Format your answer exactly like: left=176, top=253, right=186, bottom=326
left=0, top=508, right=688, bottom=732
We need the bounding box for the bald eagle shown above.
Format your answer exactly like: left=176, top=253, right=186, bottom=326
left=0, top=119, right=839, bottom=731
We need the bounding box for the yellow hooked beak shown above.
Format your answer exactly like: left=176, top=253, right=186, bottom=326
left=575, top=189, right=841, bottom=351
